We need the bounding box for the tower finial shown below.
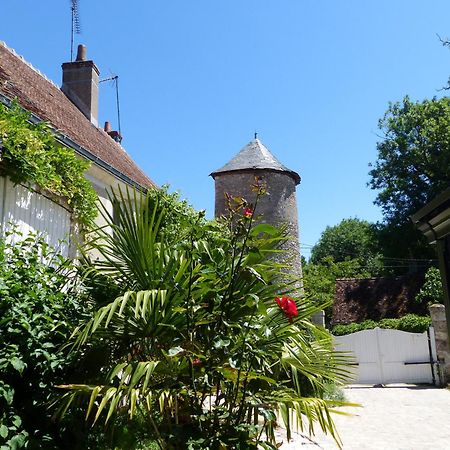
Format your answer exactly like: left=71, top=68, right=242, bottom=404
left=254, top=131, right=258, bottom=140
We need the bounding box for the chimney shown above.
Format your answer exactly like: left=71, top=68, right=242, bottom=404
left=61, top=44, right=99, bottom=126
left=104, top=121, right=122, bottom=143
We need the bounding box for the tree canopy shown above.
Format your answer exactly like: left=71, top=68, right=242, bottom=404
left=310, top=218, right=379, bottom=267
left=369, top=96, right=450, bottom=227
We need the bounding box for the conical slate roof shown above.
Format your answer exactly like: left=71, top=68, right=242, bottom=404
left=210, top=138, right=300, bottom=185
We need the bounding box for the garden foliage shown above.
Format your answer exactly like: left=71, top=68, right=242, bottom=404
left=57, top=185, right=352, bottom=449
left=332, top=314, right=432, bottom=336
left=310, top=218, right=380, bottom=268
left=369, top=96, right=450, bottom=226
left=0, top=102, right=97, bottom=224
left=0, top=232, right=88, bottom=449
left=415, top=267, right=444, bottom=306
left=368, top=96, right=450, bottom=260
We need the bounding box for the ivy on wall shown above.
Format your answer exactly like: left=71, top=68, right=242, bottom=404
left=0, top=102, right=97, bottom=224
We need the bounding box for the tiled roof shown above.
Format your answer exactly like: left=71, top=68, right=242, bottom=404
left=0, top=42, right=155, bottom=189
left=210, top=138, right=301, bottom=185
left=332, top=275, right=428, bottom=325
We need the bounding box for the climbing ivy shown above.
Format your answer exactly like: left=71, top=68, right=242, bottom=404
left=0, top=102, right=98, bottom=224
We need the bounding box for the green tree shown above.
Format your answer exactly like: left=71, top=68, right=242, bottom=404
left=306, top=218, right=383, bottom=323
left=310, top=218, right=380, bottom=269
left=368, top=96, right=450, bottom=260
left=369, top=96, right=450, bottom=225
left=57, top=187, right=352, bottom=449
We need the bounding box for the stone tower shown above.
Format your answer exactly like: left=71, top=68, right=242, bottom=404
left=210, top=137, right=302, bottom=287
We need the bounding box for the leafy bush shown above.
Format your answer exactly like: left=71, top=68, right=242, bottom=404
left=415, top=267, right=444, bottom=306
left=397, top=314, right=432, bottom=333
left=332, top=323, right=363, bottom=336
left=57, top=186, right=352, bottom=449
left=379, top=318, right=400, bottom=329
left=0, top=233, right=89, bottom=449
left=332, top=314, right=432, bottom=335
left=146, top=184, right=204, bottom=244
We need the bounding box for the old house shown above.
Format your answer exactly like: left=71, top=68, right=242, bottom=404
left=0, top=42, right=155, bottom=255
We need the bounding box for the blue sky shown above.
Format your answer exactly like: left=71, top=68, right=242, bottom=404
left=2, top=1, right=450, bottom=257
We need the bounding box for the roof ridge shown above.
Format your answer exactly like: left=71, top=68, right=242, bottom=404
left=0, top=41, right=60, bottom=89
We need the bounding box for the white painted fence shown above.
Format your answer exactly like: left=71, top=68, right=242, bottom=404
left=0, top=176, right=72, bottom=257
left=334, top=327, right=437, bottom=385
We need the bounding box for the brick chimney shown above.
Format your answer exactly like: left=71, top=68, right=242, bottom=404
left=61, top=44, right=99, bottom=126
left=104, top=121, right=122, bottom=143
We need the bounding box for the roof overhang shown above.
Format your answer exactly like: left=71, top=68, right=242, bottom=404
left=411, top=188, right=450, bottom=244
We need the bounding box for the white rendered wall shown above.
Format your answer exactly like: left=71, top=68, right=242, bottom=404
left=0, top=177, right=72, bottom=257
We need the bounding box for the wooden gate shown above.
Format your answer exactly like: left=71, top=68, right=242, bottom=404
left=334, top=327, right=437, bottom=385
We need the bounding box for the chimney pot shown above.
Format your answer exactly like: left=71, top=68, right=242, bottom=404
left=104, top=121, right=112, bottom=132
left=76, top=44, right=87, bottom=62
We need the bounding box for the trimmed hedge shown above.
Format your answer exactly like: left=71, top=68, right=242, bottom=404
left=332, top=314, right=432, bottom=336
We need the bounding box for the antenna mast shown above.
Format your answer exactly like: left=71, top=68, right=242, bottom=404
left=100, top=75, right=122, bottom=138
left=70, top=0, right=81, bottom=61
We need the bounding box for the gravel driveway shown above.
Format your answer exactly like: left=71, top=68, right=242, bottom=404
left=275, top=385, right=450, bottom=450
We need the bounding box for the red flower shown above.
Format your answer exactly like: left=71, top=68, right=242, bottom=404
left=243, top=207, right=253, bottom=218
left=275, top=296, right=298, bottom=323
left=192, top=358, right=202, bottom=366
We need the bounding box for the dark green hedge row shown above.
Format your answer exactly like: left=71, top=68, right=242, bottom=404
left=332, top=314, right=432, bottom=336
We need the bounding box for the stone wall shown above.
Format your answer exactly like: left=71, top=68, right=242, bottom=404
left=429, top=304, right=450, bottom=386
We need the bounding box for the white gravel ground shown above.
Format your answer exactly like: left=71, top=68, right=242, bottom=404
left=276, top=385, right=450, bottom=450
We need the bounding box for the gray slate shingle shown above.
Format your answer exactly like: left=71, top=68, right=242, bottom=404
left=210, top=138, right=300, bottom=185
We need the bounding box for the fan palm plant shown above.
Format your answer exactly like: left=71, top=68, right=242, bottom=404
left=56, top=185, right=353, bottom=449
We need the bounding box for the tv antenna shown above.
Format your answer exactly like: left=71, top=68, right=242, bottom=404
left=70, top=0, right=81, bottom=61
left=100, top=74, right=122, bottom=138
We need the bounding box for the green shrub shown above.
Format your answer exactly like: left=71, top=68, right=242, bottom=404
left=332, top=314, right=431, bottom=335
left=415, top=267, right=444, bottom=306
left=0, top=233, right=90, bottom=449
left=379, top=318, right=400, bottom=329
left=332, top=323, right=363, bottom=336
left=397, top=314, right=432, bottom=333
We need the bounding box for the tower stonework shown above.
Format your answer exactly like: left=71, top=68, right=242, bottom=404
left=210, top=138, right=303, bottom=290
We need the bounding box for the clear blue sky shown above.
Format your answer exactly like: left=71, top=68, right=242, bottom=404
left=2, top=1, right=450, bottom=257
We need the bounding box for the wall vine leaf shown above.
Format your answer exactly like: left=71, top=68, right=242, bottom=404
left=0, top=101, right=98, bottom=224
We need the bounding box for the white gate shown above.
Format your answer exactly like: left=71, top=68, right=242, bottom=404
left=334, top=327, right=437, bottom=385
left=0, top=176, right=72, bottom=257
